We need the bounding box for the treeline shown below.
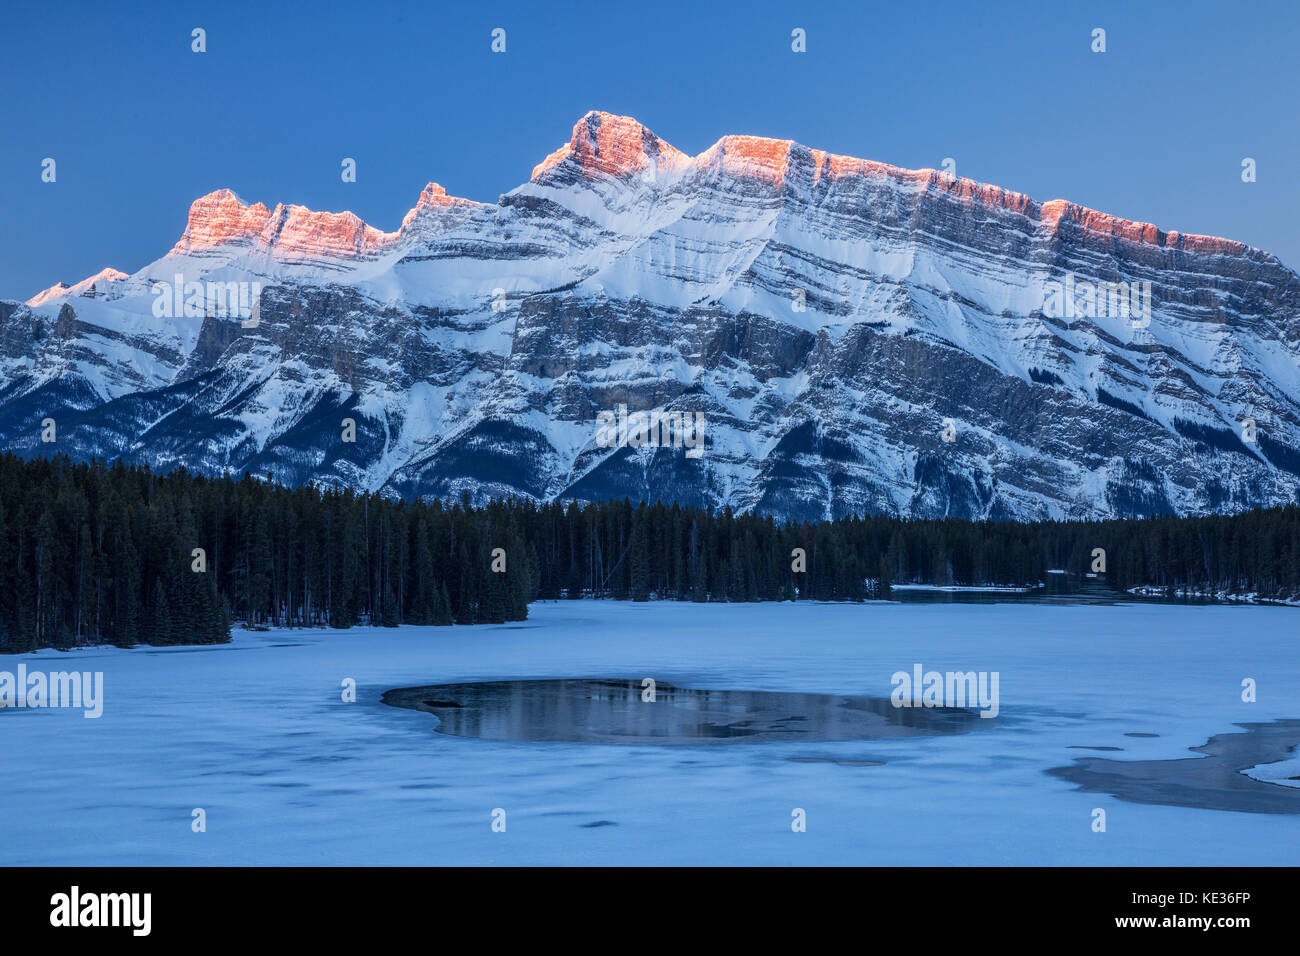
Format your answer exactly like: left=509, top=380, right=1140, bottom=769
left=0, top=453, right=1297, bottom=651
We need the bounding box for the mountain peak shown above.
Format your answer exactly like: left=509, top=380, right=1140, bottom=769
left=172, top=189, right=273, bottom=254
left=165, top=187, right=406, bottom=263
left=26, top=267, right=128, bottom=307
left=398, top=182, right=483, bottom=231
left=25, top=281, right=69, bottom=307
left=532, top=110, right=690, bottom=182
left=258, top=202, right=398, bottom=261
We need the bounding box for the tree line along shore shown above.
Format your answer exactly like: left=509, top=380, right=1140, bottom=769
left=0, top=453, right=1296, bottom=651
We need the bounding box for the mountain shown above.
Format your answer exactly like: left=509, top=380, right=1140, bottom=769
left=3, top=110, right=1299, bottom=521
left=25, top=267, right=129, bottom=307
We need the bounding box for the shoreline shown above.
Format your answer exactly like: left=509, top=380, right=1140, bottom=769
left=1048, top=720, right=1300, bottom=815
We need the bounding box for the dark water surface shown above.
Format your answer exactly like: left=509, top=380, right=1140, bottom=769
left=382, top=678, right=987, bottom=744
left=1050, top=720, right=1300, bottom=814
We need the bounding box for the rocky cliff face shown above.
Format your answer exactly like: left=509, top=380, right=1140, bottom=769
left=4, top=110, right=1299, bottom=521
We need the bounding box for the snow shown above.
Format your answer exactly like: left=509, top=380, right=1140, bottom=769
left=1244, top=753, right=1300, bottom=789
left=1, top=600, right=1297, bottom=865
left=1128, top=585, right=1300, bottom=607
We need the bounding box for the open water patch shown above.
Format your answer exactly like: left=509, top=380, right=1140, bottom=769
left=382, top=678, right=987, bottom=745
left=1049, top=720, right=1300, bottom=814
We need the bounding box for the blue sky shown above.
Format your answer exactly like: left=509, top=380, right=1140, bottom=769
left=2, top=0, right=1297, bottom=299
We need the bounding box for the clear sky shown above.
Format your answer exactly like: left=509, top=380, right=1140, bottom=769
left=2, top=0, right=1297, bottom=300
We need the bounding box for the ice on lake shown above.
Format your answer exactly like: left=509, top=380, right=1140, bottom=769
left=1, top=600, right=1298, bottom=865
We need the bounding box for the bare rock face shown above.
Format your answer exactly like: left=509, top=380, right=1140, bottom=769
left=3, top=111, right=1299, bottom=521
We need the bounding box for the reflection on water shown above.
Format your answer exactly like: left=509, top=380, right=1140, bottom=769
left=892, top=578, right=1131, bottom=605
left=382, top=679, right=986, bottom=745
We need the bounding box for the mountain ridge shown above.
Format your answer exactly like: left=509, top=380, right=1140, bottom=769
left=4, top=110, right=1299, bottom=523
left=27, top=109, right=1261, bottom=300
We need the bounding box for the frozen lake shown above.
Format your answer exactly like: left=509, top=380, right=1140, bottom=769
left=2, top=600, right=1298, bottom=865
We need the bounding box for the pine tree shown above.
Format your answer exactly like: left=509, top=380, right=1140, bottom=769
left=876, top=557, right=893, bottom=599
left=380, top=578, right=400, bottom=627
left=629, top=521, right=650, bottom=602
left=148, top=579, right=173, bottom=646
left=435, top=582, right=453, bottom=626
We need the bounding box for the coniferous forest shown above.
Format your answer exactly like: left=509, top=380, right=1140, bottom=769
left=0, top=452, right=1297, bottom=652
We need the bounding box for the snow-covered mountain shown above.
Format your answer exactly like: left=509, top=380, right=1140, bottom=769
left=4, top=110, right=1299, bottom=521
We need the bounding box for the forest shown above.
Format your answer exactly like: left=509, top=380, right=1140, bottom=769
left=0, top=452, right=1297, bottom=651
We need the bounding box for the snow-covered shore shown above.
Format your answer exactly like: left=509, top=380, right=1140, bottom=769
left=1127, top=585, right=1300, bottom=606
